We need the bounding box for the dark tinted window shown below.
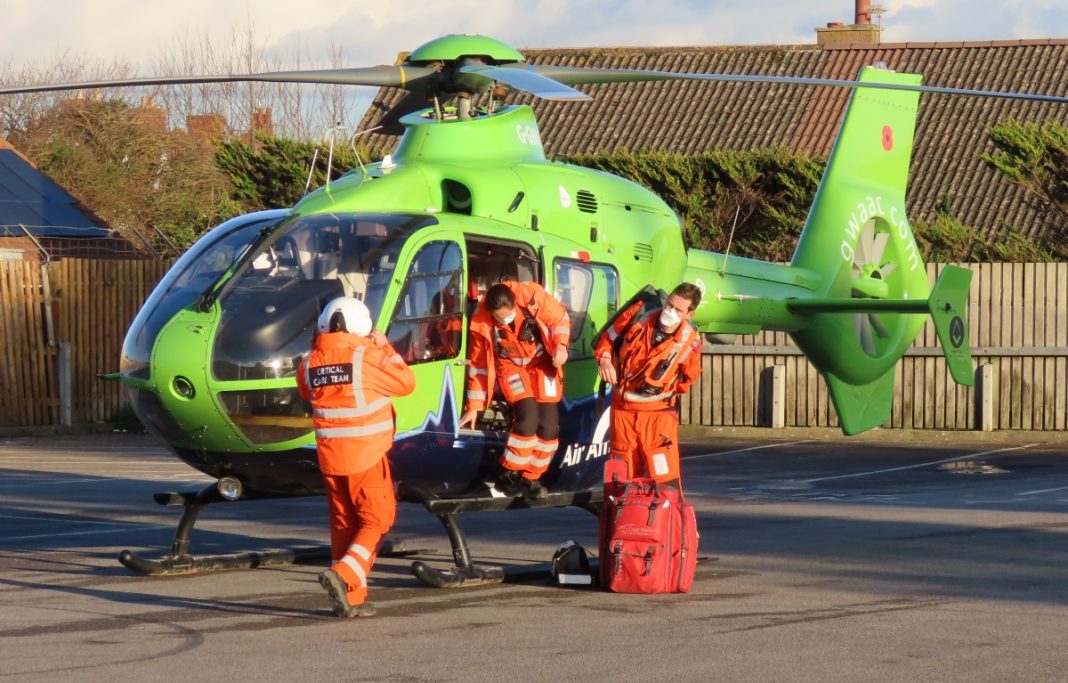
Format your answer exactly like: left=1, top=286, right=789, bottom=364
left=212, top=213, right=433, bottom=380
left=120, top=209, right=288, bottom=379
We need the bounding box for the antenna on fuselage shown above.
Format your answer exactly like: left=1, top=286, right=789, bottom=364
left=306, top=122, right=349, bottom=195
left=303, top=148, right=319, bottom=196
left=324, top=121, right=347, bottom=192
left=349, top=125, right=383, bottom=176
left=719, top=205, right=741, bottom=276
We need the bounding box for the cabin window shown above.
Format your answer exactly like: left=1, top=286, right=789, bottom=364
left=387, top=240, right=464, bottom=365
left=553, top=259, right=619, bottom=359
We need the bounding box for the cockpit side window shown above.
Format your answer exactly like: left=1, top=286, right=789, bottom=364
left=554, top=259, right=619, bottom=359
left=386, top=241, right=464, bottom=365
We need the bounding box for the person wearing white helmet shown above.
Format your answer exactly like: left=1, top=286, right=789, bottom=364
left=297, top=296, right=415, bottom=617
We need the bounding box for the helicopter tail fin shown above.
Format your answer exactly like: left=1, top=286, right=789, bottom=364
left=784, top=66, right=950, bottom=434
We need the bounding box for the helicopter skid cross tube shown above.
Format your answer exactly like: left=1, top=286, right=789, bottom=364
left=117, top=482, right=418, bottom=577
left=409, top=488, right=602, bottom=588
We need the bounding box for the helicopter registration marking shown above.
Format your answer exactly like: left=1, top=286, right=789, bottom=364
left=516, top=124, right=542, bottom=146
left=838, top=194, right=920, bottom=272
left=561, top=442, right=610, bottom=467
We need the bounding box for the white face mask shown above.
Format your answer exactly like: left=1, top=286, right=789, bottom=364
left=498, top=311, right=516, bottom=326
left=659, top=307, right=681, bottom=329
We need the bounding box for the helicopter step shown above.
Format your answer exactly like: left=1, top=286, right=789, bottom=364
left=118, top=483, right=416, bottom=576
left=408, top=488, right=602, bottom=589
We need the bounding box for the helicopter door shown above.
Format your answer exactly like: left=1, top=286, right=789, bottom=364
left=383, top=238, right=466, bottom=434
left=552, top=258, right=622, bottom=363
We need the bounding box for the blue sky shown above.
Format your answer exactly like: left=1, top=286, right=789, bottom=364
left=2, top=0, right=1065, bottom=74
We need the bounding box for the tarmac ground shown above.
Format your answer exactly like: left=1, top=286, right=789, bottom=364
left=2, top=428, right=1067, bottom=682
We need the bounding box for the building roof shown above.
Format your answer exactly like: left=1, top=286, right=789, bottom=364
left=0, top=138, right=146, bottom=259
left=358, top=39, right=1068, bottom=242
left=0, top=144, right=105, bottom=235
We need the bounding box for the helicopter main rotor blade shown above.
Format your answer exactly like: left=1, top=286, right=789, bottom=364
left=374, top=90, right=432, bottom=135
left=0, top=65, right=439, bottom=96
left=528, top=64, right=1068, bottom=105
left=458, top=64, right=591, bottom=101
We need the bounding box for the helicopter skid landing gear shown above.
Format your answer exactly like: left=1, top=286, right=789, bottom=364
left=410, top=512, right=505, bottom=588
left=118, top=483, right=411, bottom=576
left=409, top=489, right=602, bottom=589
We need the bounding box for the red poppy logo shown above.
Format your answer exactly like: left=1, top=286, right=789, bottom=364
left=882, top=125, right=894, bottom=151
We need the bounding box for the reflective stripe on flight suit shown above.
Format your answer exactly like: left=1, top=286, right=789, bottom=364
left=532, top=437, right=558, bottom=469
left=296, top=334, right=415, bottom=476
left=339, top=543, right=371, bottom=588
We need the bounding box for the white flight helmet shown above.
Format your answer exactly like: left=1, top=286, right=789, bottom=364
left=317, top=297, right=373, bottom=336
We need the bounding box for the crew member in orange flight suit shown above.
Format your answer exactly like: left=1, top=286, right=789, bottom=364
left=594, top=282, right=703, bottom=487
left=297, top=297, right=415, bottom=618
left=459, top=281, right=571, bottom=499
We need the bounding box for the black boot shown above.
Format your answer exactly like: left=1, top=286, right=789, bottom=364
left=494, top=469, right=524, bottom=497
left=517, top=476, right=548, bottom=500
left=319, top=569, right=376, bottom=618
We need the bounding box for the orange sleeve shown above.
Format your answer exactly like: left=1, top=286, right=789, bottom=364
left=674, top=330, right=704, bottom=395
left=296, top=357, right=311, bottom=402
left=530, top=283, right=571, bottom=349
left=594, top=299, right=644, bottom=361
left=465, top=324, right=493, bottom=412
left=366, top=344, right=416, bottom=398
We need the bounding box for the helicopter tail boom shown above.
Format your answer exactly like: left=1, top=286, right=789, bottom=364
left=780, top=66, right=970, bottom=434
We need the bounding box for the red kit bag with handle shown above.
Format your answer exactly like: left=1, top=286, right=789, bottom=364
left=599, top=460, right=698, bottom=593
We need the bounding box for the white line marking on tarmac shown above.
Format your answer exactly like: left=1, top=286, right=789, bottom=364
left=0, top=513, right=150, bottom=527
left=684, top=440, right=813, bottom=461
left=0, top=460, right=183, bottom=465
left=799, top=444, right=1038, bottom=484
left=1017, top=484, right=1068, bottom=496
left=0, top=475, right=210, bottom=488
left=1, top=524, right=172, bottom=542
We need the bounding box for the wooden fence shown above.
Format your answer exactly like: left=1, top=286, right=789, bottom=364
left=1, top=259, right=1066, bottom=430
left=0, top=258, right=171, bottom=426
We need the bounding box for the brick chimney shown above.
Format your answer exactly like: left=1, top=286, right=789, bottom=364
left=187, top=113, right=227, bottom=141
left=855, top=0, right=872, bottom=24
left=131, top=95, right=167, bottom=134
left=251, top=107, right=274, bottom=137
left=815, top=0, right=881, bottom=47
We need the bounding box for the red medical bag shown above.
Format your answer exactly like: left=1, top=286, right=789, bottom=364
left=599, top=460, right=698, bottom=594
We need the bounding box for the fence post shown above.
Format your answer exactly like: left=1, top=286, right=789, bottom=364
left=760, top=364, right=786, bottom=428
left=976, top=363, right=995, bottom=432
left=771, top=364, right=785, bottom=429
left=58, top=342, right=72, bottom=427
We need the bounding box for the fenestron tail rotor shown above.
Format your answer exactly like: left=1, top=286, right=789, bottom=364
left=850, top=220, right=897, bottom=356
